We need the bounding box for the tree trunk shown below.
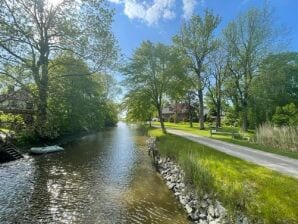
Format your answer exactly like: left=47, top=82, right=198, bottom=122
left=35, top=62, right=49, bottom=138
left=157, top=105, right=166, bottom=134
left=216, top=99, right=221, bottom=128
left=189, top=111, right=193, bottom=128
left=242, top=109, right=248, bottom=132
left=174, top=101, right=178, bottom=123
left=198, top=89, right=205, bottom=130
left=36, top=82, right=48, bottom=138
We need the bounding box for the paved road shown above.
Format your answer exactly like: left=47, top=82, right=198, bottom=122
left=164, top=128, right=298, bottom=178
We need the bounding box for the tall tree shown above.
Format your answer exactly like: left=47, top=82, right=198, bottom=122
left=48, top=54, right=118, bottom=137
left=123, top=89, right=155, bottom=126
left=223, top=6, right=279, bottom=131
left=206, top=46, right=228, bottom=128
left=122, top=41, right=184, bottom=133
left=0, top=0, right=118, bottom=137
left=173, top=10, right=220, bottom=130
left=251, top=52, right=298, bottom=125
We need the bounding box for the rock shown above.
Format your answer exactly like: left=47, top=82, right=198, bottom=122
left=214, top=208, right=220, bottom=218
left=190, top=210, right=200, bottom=220
left=215, top=201, right=226, bottom=217
left=242, top=217, right=249, bottom=224
left=207, top=214, right=214, bottom=222
left=166, top=182, right=175, bottom=190
left=209, top=221, right=217, bottom=224
left=155, top=157, right=227, bottom=223
left=208, top=205, right=215, bottom=217
left=201, top=200, right=208, bottom=208
left=185, top=204, right=193, bottom=214
left=185, top=195, right=190, bottom=202
left=174, top=192, right=181, bottom=197
left=179, top=196, right=187, bottom=205
left=199, top=212, right=207, bottom=219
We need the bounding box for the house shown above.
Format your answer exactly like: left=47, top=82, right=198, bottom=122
left=0, top=87, right=34, bottom=125
left=161, top=103, right=209, bottom=122
left=0, top=87, right=33, bottom=112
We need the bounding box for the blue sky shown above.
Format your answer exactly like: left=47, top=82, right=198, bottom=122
left=109, top=0, right=298, bottom=59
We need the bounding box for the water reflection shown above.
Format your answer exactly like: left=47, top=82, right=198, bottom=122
left=0, top=122, right=187, bottom=223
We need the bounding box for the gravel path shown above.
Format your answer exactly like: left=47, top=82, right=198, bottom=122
left=165, top=128, right=298, bottom=179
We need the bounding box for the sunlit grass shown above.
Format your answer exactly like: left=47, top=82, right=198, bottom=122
left=149, top=128, right=298, bottom=223
left=0, top=128, right=10, bottom=133
left=152, top=122, right=298, bottom=159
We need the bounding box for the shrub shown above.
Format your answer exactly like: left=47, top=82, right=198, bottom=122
left=255, top=123, right=298, bottom=152
left=272, top=103, right=298, bottom=126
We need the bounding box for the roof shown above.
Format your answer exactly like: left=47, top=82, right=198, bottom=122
left=0, top=88, right=32, bottom=103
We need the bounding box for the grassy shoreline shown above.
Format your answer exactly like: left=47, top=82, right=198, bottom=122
left=152, top=122, right=298, bottom=159
left=149, top=128, right=298, bottom=223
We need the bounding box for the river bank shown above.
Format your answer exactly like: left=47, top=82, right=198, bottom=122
left=149, top=128, right=298, bottom=224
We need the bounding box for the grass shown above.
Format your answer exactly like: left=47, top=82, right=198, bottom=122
left=0, top=128, right=10, bottom=133
left=149, top=128, right=298, bottom=223
left=152, top=122, right=298, bottom=159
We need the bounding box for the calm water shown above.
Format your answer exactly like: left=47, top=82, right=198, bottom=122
left=0, top=122, right=188, bottom=224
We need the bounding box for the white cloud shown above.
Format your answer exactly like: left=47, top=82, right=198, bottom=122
left=108, top=0, right=202, bottom=25
left=182, top=0, right=197, bottom=19
left=109, top=0, right=176, bottom=25
left=108, top=0, right=122, bottom=3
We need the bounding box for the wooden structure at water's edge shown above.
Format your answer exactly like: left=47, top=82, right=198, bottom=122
left=0, top=142, right=23, bottom=163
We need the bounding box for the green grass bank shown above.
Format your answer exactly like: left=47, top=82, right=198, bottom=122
left=149, top=128, right=298, bottom=224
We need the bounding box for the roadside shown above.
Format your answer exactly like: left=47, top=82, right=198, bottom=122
left=149, top=128, right=298, bottom=223
left=165, top=128, right=298, bottom=178
left=152, top=122, right=298, bottom=159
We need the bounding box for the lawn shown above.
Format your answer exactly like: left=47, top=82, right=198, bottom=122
left=152, top=122, right=298, bottom=159
left=149, top=128, right=298, bottom=223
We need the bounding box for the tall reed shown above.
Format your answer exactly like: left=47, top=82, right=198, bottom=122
left=254, top=123, right=298, bottom=152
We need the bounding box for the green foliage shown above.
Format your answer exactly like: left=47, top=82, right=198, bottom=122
left=0, top=112, right=24, bottom=130
left=0, top=0, right=118, bottom=137
left=123, top=41, right=185, bottom=132
left=123, top=89, right=155, bottom=123
left=44, top=54, right=118, bottom=138
left=173, top=10, right=220, bottom=129
left=272, top=103, right=298, bottom=126
left=251, top=52, right=298, bottom=126
left=223, top=6, right=279, bottom=130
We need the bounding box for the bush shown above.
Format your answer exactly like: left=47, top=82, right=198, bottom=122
left=255, top=123, right=298, bottom=152
left=272, top=103, right=298, bottom=126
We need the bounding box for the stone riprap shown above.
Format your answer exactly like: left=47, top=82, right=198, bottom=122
left=147, top=137, right=249, bottom=224
left=158, top=157, right=227, bottom=224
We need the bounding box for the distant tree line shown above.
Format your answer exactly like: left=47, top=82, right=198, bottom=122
left=123, top=5, right=298, bottom=133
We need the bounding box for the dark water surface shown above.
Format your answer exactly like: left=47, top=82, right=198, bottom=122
left=0, top=122, right=187, bottom=224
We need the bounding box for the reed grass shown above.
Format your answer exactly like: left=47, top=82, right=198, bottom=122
left=254, top=123, right=298, bottom=152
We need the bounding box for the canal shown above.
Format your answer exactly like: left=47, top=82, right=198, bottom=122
left=0, top=122, right=188, bottom=223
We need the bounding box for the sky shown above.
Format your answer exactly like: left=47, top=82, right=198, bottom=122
left=109, top=0, right=298, bottom=59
